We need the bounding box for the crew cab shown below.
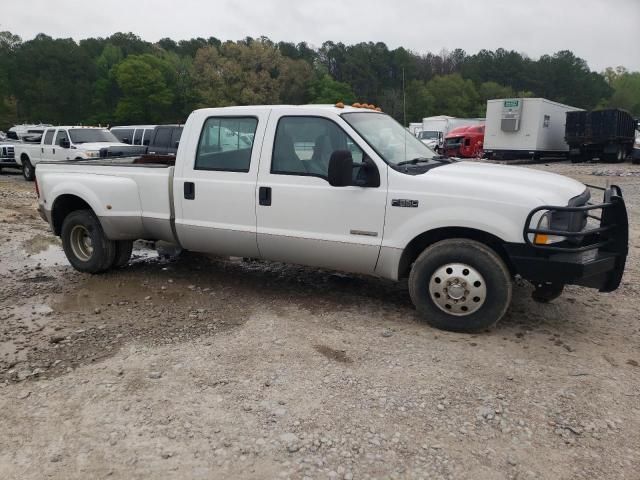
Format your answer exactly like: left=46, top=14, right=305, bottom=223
left=34, top=105, right=629, bottom=332
left=15, top=126, right=146, bottom=181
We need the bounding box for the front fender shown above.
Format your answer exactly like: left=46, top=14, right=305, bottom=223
left=383, top=203, right=525, bottom=250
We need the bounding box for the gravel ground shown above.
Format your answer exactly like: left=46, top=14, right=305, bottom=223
left=0, top=161, right=639, bottom=480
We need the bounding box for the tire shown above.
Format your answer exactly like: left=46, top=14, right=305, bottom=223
left=531, top=282, right=564, bottom=303
left=22, top=158, right=35, bottom=181
left=61, top=210, right=116, bottom=273
left=408, top=239, right=512, bottom=332
left=112, top=240, right=133, bottom=268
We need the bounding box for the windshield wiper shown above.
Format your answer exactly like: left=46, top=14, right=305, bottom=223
left=397, top=155, right=453, bottom=166
left=396, top=157, right=434, bottom=166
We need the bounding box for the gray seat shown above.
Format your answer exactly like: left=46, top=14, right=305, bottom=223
left=273, top=133, right=306, bottom=174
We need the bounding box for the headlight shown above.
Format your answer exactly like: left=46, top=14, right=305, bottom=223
left=534, top=212, right=566, bottom=245
left=83, top=151, right=100, bottom=158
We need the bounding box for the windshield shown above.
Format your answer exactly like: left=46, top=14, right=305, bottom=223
left=418, top=130, right=440, bottom=140
left=69, top=129, right=119, bottom=144
left=342, top=113, right=438, bottom=166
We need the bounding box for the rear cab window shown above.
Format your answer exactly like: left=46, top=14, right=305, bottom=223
left=195, top=117, right=258, bottom=172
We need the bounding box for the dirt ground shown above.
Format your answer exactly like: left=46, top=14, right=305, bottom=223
left=0, top=161, right=639, bottom=480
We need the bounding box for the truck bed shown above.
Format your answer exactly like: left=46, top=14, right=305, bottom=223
left=36, top=157, right=177, bottom=243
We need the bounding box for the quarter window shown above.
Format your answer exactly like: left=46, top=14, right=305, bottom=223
left=271, top=116, right=364, bottom=179
left=195, top=117, right=257, bottom=172
left=133, top=129, right=143, bottom=145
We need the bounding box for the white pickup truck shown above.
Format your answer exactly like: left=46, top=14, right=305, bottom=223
left=15, top=126, right=146, bottom=181
left=34, top=105, right=629, bottom=332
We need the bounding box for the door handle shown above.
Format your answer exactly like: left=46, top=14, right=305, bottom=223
left=259, top=186, right=271, bottom=206
left=184, top=182, right=195, bottom=200
left=53, top=148, right=56, bottom=154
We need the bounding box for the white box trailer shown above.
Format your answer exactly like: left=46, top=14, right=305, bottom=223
left=483, top=98, right=582, bottom=159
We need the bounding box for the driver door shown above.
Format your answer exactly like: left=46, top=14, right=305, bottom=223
left=53, top=129, right=70, bottom=161
left=256, top=111, right=388, bottom=274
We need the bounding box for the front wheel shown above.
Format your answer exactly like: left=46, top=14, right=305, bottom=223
left=61, top=210, right=116, bottom=273
left=22, top=158, right=35, bottom=181
left=409, top=239, right=512, bottom=332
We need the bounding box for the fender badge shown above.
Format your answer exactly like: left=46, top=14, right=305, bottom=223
left=391, top=199, right=419, bottom=208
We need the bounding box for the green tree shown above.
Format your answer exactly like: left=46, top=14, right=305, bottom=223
left=604, top=71, right=640, bottom=115
left=11, top=34, right=95, bottom=124
left=113, top=54, right=174, bottom=123
left=0, top=31, right=21, bottom=129
left=307, top=73, right=355, bottom=104
left=423, top=74, right=481, bottom=117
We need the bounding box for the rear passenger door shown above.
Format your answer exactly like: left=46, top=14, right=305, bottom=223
left=173, top=111, right=269, bottom=258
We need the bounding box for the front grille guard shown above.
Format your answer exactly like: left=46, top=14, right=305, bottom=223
left=523, top=185, right=628, bottom=255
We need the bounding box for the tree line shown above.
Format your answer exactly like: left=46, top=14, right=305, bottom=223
left=0, top=31, right=638, bottom=131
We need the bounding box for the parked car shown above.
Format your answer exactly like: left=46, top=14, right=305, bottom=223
left=34, top=105, right=628, bottom=333
left=0, top=142, right=17, bottom=172
left=110, top=125, right=157, bottom=146
left=443, top=125, right=485, bottom=158
left=566, top=109, right=636, bottom=163
left=146, top=125, right=184, bottom=155
left=15, top=126, right=146, bottom=181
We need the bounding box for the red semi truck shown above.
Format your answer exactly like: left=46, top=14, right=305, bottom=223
left=443, top=125, right=485, bottom=158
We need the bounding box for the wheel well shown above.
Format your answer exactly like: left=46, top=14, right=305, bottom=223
left=51, top=195, right=93, bottom=236
left=397, top=227, right=513, bottom=279
left=21, top=153, right=30, bottom=162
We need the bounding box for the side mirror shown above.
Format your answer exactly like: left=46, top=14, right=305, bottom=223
left=60, top=138, right=70, bottom=149
left=174, top=140, right=180, bottom=148
left=122, top=137, right=131, bottom=144
left=328, top=150, right=353, bottom=187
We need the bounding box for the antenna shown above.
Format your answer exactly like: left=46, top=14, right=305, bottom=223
left=403, top=67, right=407, bottom=162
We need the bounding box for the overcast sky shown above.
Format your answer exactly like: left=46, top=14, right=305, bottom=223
left=3, top=0, right=639, bottom=71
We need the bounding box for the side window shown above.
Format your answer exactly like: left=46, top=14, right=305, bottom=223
left=54, top=129, right=69, bottom=146
left=271, top=116, right=364, bottom=178
left=133, top=129, right=143, bottom=145
left=154, top=128, right=171, bottom=148
left=43, top=129, right=55, bottom=145
left=143, top=129, right=154, bottom=146
left=170, top=127, right=183, bottom=147
left=113, top=128, right=133, bottom=143
left=195, top=117, right=258, bottom=172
